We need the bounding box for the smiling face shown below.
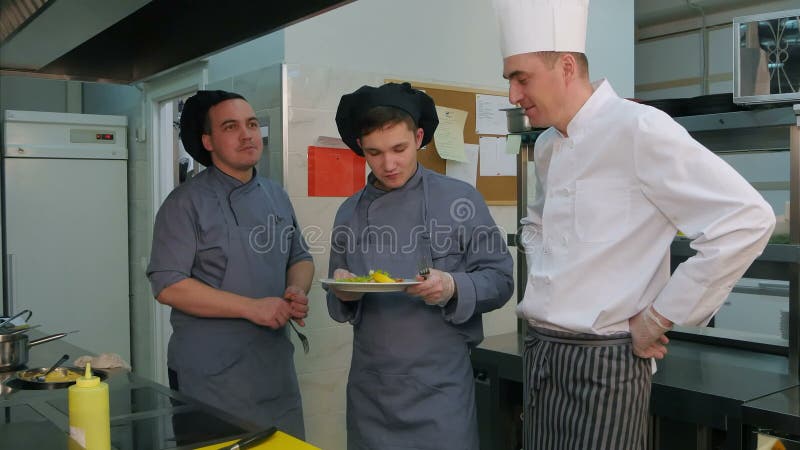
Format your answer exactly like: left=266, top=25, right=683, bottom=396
left=201, top=98, right=262, bottom=180
left=358, top=121, right=423, bottom=191
left=503, top=52, right=568, bottom=130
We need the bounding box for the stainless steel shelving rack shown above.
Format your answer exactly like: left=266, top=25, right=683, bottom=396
left=671, top=105, right=800, bottom=380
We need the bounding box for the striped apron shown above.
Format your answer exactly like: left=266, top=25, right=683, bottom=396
left=523, top=326, right=652, bottom=450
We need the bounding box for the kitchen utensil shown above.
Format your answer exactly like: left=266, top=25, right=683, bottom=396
left=418, top=258, right=431, bottom=279
left=0, top=309, right=32, bottom=330
left=0, top=331, right=76, bottom=371
left=221, top=427, right=278, bottom=450
left=288, top=321, right=309, bottom=355
left=36, top=354, right=70, bottom=382
left=500, top=107, right=532, bottom=133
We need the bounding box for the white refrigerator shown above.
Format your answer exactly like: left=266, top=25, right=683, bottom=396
left=2, top=110, right=130, bottom=361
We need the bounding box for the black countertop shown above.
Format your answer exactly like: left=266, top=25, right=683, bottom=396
left=0, top=332, right=259, bottom=450
left=471, top=332, right=800, bottom=431
left=742, top=386, right=800, bottom=435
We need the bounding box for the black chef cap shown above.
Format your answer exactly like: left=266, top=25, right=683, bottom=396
left=179, top=90, right=245, bottom=167
left=335, top=82, right=439, bottom=156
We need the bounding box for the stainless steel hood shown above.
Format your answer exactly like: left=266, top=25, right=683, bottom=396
left=0, top=0, right=353, bottom=84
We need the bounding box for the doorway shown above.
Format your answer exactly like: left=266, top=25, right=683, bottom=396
left=138, top=64, right=206, bottom=385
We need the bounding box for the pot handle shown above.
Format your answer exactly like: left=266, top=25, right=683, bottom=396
left=28, top=331, right=77, bottom=347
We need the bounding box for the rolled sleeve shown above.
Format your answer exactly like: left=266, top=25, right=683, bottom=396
left=443, top=272, right=477, bottom=324
left=326, top=289, right=362, bottom=324
left=325, top=219, right=362, bottom=324
left=287, top=213, right=313, bottom=266
left=146, top=195, right=197, bottom=298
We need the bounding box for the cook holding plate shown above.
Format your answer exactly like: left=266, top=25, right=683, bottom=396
left=325, top=82, right=514, bottom=450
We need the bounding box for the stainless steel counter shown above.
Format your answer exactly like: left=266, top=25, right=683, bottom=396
left=471, top=331, right=800, bottom=450
left=0, top=333, right=259, bottom=450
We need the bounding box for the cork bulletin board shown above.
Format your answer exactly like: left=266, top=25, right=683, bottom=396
left=387, top=79, right=517, bottom=205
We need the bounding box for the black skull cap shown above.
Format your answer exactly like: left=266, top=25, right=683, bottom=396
left=335, top=82, right=439, bottom=156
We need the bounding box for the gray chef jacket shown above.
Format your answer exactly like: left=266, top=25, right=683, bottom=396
left=147, top=166, right=311, bottom=437
left=327, top=165, right=514, bottom=450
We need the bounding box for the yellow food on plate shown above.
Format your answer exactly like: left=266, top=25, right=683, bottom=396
left=339, top=270, right=403, bottom=283
left=370, top=271, right=398, bottom=283
left=43, top=369, right=81, bottom=383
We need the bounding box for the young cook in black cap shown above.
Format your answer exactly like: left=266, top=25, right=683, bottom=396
left=146, top=90, right=313, bottom=437
left=326, top=82, right=514, bottom=450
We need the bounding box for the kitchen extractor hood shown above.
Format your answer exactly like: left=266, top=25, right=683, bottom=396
left=0, top=0, right=353, bottom=84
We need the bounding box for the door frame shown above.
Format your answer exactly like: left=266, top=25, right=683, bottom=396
left=141, top=62, right=207, bottom=384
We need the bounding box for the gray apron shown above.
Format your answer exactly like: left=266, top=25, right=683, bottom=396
left=345, top=174, right=478, bottom=450
left=168, top=179, right=304, bottom=438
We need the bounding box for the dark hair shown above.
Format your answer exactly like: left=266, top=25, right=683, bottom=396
left=539, top=51, right=590, bottom=78
left=203, top=113, right=212, bottom=134
left=356, top=106, right=418, bottom=138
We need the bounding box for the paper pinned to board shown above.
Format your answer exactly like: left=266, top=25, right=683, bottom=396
left=479, top=136, right=516, bottom=176
left=446, top=144, right=479, bottom=186
left=476, top=94, right=511, bottom=135
left=433, top=106, right=468, bottom=162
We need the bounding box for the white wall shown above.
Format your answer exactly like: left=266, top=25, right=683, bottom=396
left=285, top=0, right=635, bottom=94
left=586, top=0, right=635, bottom=97
left=0, top=75, right=81, bottom=116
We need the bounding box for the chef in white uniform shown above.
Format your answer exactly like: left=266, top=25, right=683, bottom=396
left=491, top=1, right=776, bottom=449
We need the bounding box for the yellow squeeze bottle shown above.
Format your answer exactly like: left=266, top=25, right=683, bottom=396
left=68, top=363, right=110, bottom=450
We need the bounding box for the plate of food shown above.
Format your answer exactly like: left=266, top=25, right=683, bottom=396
left=13, top=366, right=108, bottom=390
left=320, top=270, right=421, bottom=293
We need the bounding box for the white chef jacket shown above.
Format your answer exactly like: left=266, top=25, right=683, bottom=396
left=517, top=79, right=775, bottom=335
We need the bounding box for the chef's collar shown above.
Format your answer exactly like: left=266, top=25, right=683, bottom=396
left=366, top=163, right=423, bottom=194
left=207, top=165, right=259, bottom=191
left=563, top=79, right=615, bottom=139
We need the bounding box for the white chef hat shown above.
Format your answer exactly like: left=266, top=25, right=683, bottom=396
left=493, top=0, right=590, bottom=58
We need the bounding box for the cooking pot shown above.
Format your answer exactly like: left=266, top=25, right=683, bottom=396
left=0, top=332, right=69, bottom=371
left=501, top=107, right=532, bottom=133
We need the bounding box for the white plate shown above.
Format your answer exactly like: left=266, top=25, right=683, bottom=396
left=320, top=278, right=421, bottom=292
